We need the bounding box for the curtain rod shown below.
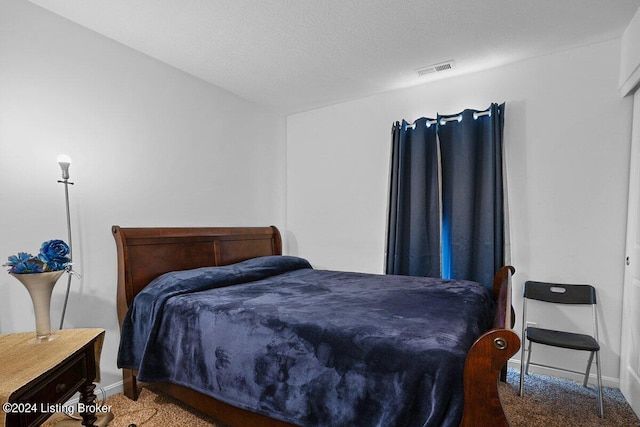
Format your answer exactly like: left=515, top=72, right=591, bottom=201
left=404, top=109, right=492, bottom=129
left=473, top=110, right=491, bottom=119
left=439, top=110, right=492, bottom=125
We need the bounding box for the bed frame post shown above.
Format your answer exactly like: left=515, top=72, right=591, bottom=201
left=459, top=265, right=519, bottom=427
left=113, top=226, right=139, bottom=400
left=121, top=368, right=139, bottom=400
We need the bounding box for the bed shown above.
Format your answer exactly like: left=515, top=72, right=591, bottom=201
left=113, top=225, right=519, bottom=427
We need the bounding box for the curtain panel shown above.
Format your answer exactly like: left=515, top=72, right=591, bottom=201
left=386, top=103, right=505, bottom=288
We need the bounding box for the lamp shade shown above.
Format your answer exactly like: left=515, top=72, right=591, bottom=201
left=57, top=154, right=71, bottom=180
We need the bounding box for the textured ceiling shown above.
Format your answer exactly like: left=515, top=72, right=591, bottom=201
left=29, top=0, right=640, bottom=114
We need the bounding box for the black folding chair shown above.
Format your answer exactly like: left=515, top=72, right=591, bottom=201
left=519, top=280, right=603, bottom=417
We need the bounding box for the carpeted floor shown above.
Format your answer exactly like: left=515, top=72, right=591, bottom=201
left=500, top=368, right=640, bottom=426
left=44, top=368, right=640, bottom=426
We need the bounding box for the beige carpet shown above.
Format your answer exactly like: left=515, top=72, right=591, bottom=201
left=44, top=369, right=640, bottom=427
left=42, top=387, right=225, bottom=427
left=500, top=368, right=640, bottom=427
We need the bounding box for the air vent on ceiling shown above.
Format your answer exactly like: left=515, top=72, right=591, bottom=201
left=416, top=60, right=455, bottom=77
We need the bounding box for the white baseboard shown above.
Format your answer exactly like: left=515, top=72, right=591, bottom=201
left=99, top=381, right=124, bottom=398
left=64, top=380, right=124, bottom=406
left=507, top=359, right=620, bottom=389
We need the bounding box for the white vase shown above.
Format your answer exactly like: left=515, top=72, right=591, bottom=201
left=11, top=270, right=64, bottom=343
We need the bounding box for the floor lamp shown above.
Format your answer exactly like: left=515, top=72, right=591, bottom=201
left=54, top=156, right=113, bottom=427
left=57, top=154, right=73, bottom=329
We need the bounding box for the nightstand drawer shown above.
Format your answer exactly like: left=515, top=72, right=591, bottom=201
left=25, top=352, right=88, bottom=402
left=13, top=352, right=88, bottom=426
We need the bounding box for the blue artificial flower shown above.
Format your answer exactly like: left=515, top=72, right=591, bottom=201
left=4, top=240, right=71, bottom=274
left=6, top=252, right=33, bottom=267
left=11, top=258, right=46, bottom=274
left=4, top=252, right=46, bottom=273
left=38, top=240, right=71, bottom=271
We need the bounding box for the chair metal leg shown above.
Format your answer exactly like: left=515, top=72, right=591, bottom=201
left=525, top=340, right=533, bottom=375
left=520, top=340, right=533, bottom=397
left=583, top=351, right=595, bottom=387
left=596, top=351, right=604, bottom=418
left=519, top=340, right=526, bottom=396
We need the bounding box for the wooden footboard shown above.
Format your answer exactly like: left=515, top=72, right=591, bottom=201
left=113, top=226, right=518, bottom=427
left=461, top=265, right=519, bottom=427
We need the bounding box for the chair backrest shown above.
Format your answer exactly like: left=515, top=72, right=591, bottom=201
left=524, top=281, right=597, bottom=305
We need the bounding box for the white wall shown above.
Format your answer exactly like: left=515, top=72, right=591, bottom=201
left=287, top=39, right=633, bottom=385
left=620, top=6, right=640, bottom=95
left=0, top=0, right=286, bottom=390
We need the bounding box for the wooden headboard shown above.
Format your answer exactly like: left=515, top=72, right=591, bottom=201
left=112, top=225, right=282, bottom=326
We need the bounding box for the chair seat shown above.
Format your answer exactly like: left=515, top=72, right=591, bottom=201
left=527, top=327, right=600, bottom=351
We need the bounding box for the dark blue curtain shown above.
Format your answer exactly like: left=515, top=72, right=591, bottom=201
left=386, top=103, right=505, bottom=288
left=386, top=118, right=440, bottom=277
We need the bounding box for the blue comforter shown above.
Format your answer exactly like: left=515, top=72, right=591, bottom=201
left=118, top=256, right=494, bottom=427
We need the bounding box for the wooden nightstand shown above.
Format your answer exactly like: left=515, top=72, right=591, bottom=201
left=0, top=328, right=111, bottom=427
